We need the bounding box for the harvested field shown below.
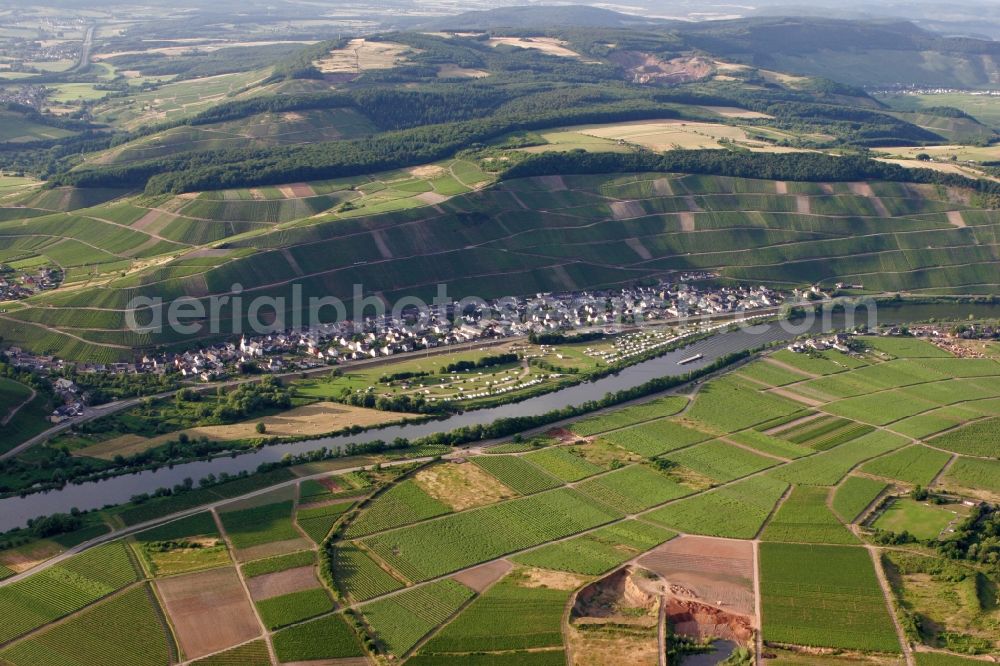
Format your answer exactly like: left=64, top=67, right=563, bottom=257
left=487, top=36, right=580, bottom=58
left=315, top=39, right=413, bottom=74
left=76, top=403, right=412, bottom=459
left=413, top=461, right=517, bottom=511
left=637, top=535, right=755, bottom=617
left=451, top=559, right=513, bottom=593
left=155, top=567, right=260, bottom=660
left=246, top=565, right=321, bottom=601
left=702, top=105, right=774, bottom=119
left=437, top=64, right=489, bottom=78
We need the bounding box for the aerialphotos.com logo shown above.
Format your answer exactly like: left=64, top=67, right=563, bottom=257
left=125, top=282, right=881, bottom=338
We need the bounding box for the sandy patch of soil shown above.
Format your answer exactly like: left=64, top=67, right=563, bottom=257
left=155, top=567, right=260, bottom=660
left=626, top=237, right=653, bottom=260
left=487, top=37, right=580, bottom=58
left=652, top=178, right=673, bottom=196
left=775, top=181, right=788, bottom=195
left=437, top=64, right=489, bottom=79
left=522, top=567, right=589, bottom=591
left=132, top=209, right=177, bottom=233
left=767, top=386, right=828, bottom=407
left=283, top=182, right=316, bottom=198
left=451, top=559, right=513, bottom=593
left=409, top=165, right=446, bottom=178
left=537, top=175, right=567, bottom=191
left=246, top=565, right=321, bottom=601
left=679, top=211, right=696, bottom=232
left=184, top=247, right=234, bottom=259
left=796, top=194, right=812, bottom=215
left=414, top=461, right=518, bottom=511
left=417, top=191, right=449, bottom=205
left=610, top=200, right=644, bottom=220
left=947, top=210, right=967, bottom=228
left=702, top=105, right=773, bottom=119
left=370, top=229, right=393, bottom=259
left=765, top=411, right=824, bottom=436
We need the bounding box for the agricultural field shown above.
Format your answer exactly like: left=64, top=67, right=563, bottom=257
left=645, top=475, right=789, bottom=538
left=600, top=418, right=712, bottom=457
left=941, top=457, right=1000, bottom=496
left=760, top=543, right=901, bottom=653
left=360, top=488, right=622, bottom=581
left=0, top=541, right=141, bottom=644
left=928, top=417, right=1000, bottom=457
left=0, top=586, right=173, bottom=666
left=762, top=485, right=859, bottom=544
left=512, top=520, right=675, bottom=575
left=522, top=447, right=604, bottom=482
left=218, top=500, right=302, bottom=551
left=272, top=613, right=366, bottom=662
left=329, top=543, right=406, bottom=601
left=296, top=500, right=353, bottom=543
left=662, top=439, right=779, bottom=482
left=832, top=476, right=889, bottom=523
left=420, top=569, right=575, bottom=655
left=470, top=455, right=562, bottom=495
left=256, top=587, right=334, bottom=630
left=343, top=480, right=452, bottom=538
left=575, top=464, right=692, bottom=513
left=861, top=445, right=953, bottom=486
left=359, top=578, right=474, bottom=656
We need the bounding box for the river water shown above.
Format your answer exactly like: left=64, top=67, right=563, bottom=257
left=1, top=301, right=996, bottom=530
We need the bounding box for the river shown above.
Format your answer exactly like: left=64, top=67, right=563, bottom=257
left=1, top=301, right=996, bottom=530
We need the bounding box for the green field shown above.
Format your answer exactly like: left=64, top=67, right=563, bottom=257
left=601, top=419, right=712, bottom=458
left=569, top=396, right=688, bottom=435
left=645, top=475, right=789, bottom=538
left=521, top=447, right=603, bottom=482
left=256, top=588, right=335, bottom=630
left=0, top=586, right=172, bottom=666
left=297, top=500, right=354, bottom=543
left=575, top=464, right=692, bottom=513
left=762, top=485, right=858, bottom=544
left=361, top=488, right=622, bottom=582
left=512, top=520, right=675, bottom=575
left=861, top=445, right=953, bottom=486
left=760, top=543, right=901, bottom=653
left=832, top=476, right=888, bottom=523
left=470, top=456, right=562, bottom=495
left=343, top=480, right=451, bottom=538
left=190, top=640, right=270, bottom=666
left=872, top=498, right=961, bottom=540
left=0, top=541, right=142, bottom=644
left=421, top=571, right=570, bottom=654
left=330, top=543, right=406, bottom=601
left=242, top=549, right=315, bottom=578
left=219, top=500, right=301, bottom=549
left=663, top=439, right=779, bottom=482
left=929, top=417, right=1000, bottom=458
left=272, top=613, right=365, bottom=662
left=359, top=579, right=474, bottom=656
left=941, top=457, right=1000, bottom=495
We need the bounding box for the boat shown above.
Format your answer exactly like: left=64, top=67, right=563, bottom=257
left=677, top=354, right=703, bottom=365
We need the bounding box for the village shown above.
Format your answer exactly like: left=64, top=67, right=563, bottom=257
left=0, top=265, right=62, bottom=302
left=1, top=279, right=785, bottom=421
